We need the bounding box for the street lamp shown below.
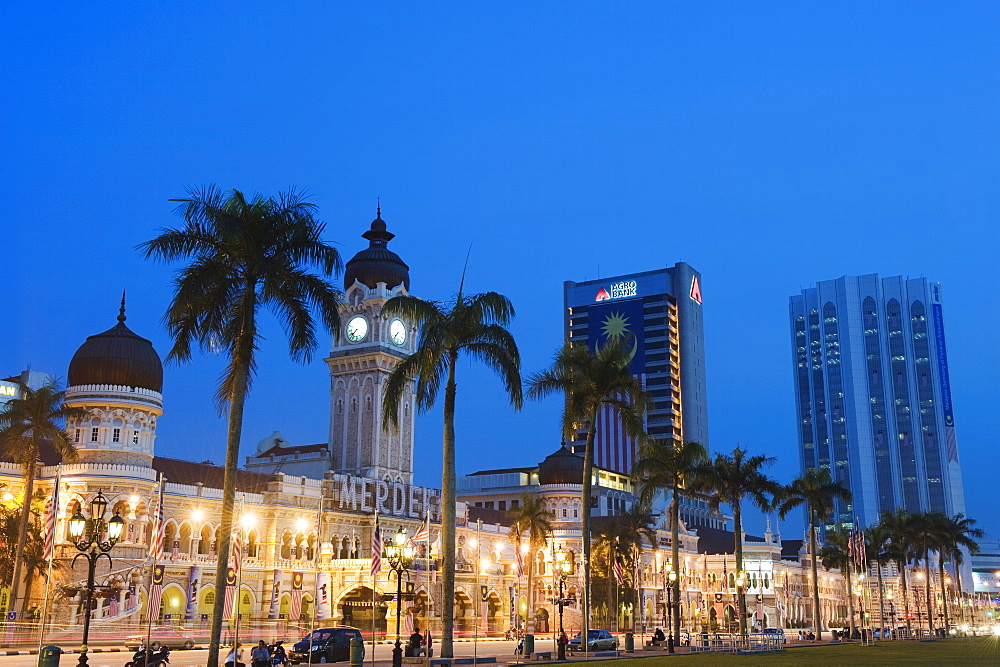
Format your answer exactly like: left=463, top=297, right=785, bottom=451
left=67, top=489, right=125, bottom=667
left=554, top=547, right=573, bottom=660
left=384, top=527, right=413, bottom=667
left=666, top=570, right=677, bottom=653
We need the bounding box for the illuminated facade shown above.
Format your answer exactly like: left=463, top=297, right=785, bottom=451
left=789, top=275, right=968, bottom=531
left=563, top=263, right=709, bottom=476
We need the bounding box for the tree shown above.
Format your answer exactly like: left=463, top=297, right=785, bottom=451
left=591, top=506, right=655, bottom=631
left=139, top=186, right=344, bottom=667
left=0, top=491, right=57, bottom=609
left=699, top=447, right=781, bottom=635
left=527, top=339, right=647, bottom=649
left=507, top=494, right=554, bottom=633
left=880, top=509, right=917, bottom=635
left=631, top=438, right=708, bottom=646
left=381, top=288, right=522, bottom=657
left=776, top=467, right=851, bottom=640
left=864, top=522, right=895, bottom=634
left=940, top=514, right=982, bottom=627
left=910, top=511, right=950, bottom=634
left=0, top=381, right=83, bottom=613
left=818, top=527, right=856, bottom=635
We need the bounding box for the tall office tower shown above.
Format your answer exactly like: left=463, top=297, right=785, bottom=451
left=563, top=263, right=709, bottom=475
left=789, top=275, right=968, bottom=530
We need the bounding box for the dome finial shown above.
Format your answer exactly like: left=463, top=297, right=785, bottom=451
left=118, top=290, right=127, bottom=323
left=376, top=197, right=381, bottom=219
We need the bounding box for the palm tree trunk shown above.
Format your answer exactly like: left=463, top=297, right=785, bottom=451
left=526, top=549, right=534, bottom=634
left=580, top=411, right=598, bottom=654
left=670, top=482, right=681, bottom=643
left=845, top=564, right=854, bottom=637
left=206, top=368, right=249, bottom=667
left=876, top=562, right=886, bottom=637
left=733, top=502, right=746, bottom=635
left=954, top=550, right=966, bottom=627
left=937, top=553, right=949, bottom=630
left=924, top=547, right=934, bottom=634
left=900, top=557, right=911, bottom=635
left=808, top=509, right=822, bottom=641
left=9, top=439, right=38, bottom=615
left=439, top=352, right=458, bottom=658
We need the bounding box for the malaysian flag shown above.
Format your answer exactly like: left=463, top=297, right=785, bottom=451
left=222, top=567, right=237, bottom=621
left=232, top=529, right=243, bottom=577
left=514, top=527, right=525, bottom=578
left=289, top=571, right=304, bottom=621
left=110, top=595, right=120, bottom=617
left=147, top=564, right=164, bottom=622
left=148, top=491, right=164, bottom=561
left=371, top=515, right=382, bottom=578
left=613, top=556, right=625, bottom=587
left=42, top=483, right=58, bottom=560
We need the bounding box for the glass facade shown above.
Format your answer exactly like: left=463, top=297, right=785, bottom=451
left=789, top=275, right=967, bottom=529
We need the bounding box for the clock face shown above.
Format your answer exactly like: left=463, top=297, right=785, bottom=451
left=390, top=319, right=406, bottom=346
left=346, top=316, right=368, bottom=342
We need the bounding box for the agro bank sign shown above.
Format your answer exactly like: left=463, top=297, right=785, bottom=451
left=595, top=280, right=637, bottom=301
left=335, top=473, right=439, bottom=519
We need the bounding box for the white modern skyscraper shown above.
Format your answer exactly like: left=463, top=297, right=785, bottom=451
left=789, top=274, right=967, bottom=530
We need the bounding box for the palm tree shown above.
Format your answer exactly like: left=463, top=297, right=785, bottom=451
left=880, top=509, right=916, bottom=636
left=527, top=339, right=648, bottom=648
left=631, top=438, right=708, bottom=646
left=940, top=514, right=982, bottom=627
left=818, top=527, right=855, bottom=635
left=381, top=288, right=522, bottom=657
left=776, top=467, right=852, bottom=640
left=698, top=447, right=781, bottom=635
left=910, top=511, right=949, bottom=634
left=507, top=494, right=554, bottom=633
left=139, top=186, right=344, bottom=666
left=864, top=522, right=894, bottom=634
left=0, top=381, right=83, bottom=613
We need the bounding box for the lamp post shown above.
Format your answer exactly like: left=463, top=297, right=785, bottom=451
left=385, top=527, right=413, bottom=667
left=554, top=547, right=573, bottom=660
left=67, top=489, right=125, bottom=667
left=666, top=570, right=676, bottom=653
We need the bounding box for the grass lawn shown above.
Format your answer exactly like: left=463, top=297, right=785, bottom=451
left=606, top=637, right=1000, bottom=665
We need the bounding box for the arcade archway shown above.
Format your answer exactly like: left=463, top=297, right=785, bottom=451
left=339, top=587, right=385, bottom=637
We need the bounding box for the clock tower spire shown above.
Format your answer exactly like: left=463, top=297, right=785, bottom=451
left=326, top=209, right=415, bottom=483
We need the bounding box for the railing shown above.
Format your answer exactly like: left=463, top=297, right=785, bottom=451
left=688, top=632, right=785, bottom=653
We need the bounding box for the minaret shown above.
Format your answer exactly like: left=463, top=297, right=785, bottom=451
left=64, top=294, right=164, bottom=467
left=325, top=209, right=416, bottom=483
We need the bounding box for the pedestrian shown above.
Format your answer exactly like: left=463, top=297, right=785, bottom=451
left=225, top=642, right=244, bottom=667
left=251, top=641, right=269, bottom=667
left=271, top=641, right=288, bottom=666
left=515, top=636, right=524, bottom=656
left=424, top=629, right=433, bottom=658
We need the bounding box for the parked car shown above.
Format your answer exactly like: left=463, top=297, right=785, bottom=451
left=288, top=627, right=364, bottom=664
left=567, top=630, right=618, bottom=652
left=761, top=627, right=786, bottom=644
left=125, top=626, right=196, bottom=650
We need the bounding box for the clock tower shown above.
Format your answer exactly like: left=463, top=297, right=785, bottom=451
left=325, top=209, right=416, bottom=483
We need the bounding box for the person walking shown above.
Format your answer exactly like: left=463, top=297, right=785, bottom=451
left=251, top=641, right=269, bottom=667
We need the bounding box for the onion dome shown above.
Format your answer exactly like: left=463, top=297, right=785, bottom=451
left=343, top=206, right=410, bottom=291
left=67, top=295, right=163, bottom=392
left=537, top=443, right=585, bottom=485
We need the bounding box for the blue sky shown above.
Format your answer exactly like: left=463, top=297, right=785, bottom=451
left=4, top=2, right=998, bottom=537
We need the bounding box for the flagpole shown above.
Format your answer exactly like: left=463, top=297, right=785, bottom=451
left=36, top=464, right=61, bottom=656
left=307, top=496, right=323, bottom=667
left=371, top=510, right=379, bottom=667
left=145, top=474, right=165, bottom=656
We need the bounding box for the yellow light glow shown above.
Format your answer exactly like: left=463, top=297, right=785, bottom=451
left=469, top=538, right=477, bottom=549
left=1, top=493, right=13, bottom=503
left=191, top=510, right=204, bottom=522
left=520, top=543, right=529, bottom=555
left=130, top=495, right=140, bottom=504
left=296, top=518, right=308, bottom=532
left=480, top=558, right=492, bottom=571
left=170, top=598, right=179, bottom=607
left=241, top=513, right=257, bottom=529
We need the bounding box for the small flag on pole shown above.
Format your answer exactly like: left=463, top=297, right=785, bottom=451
left=614, top=556, right=625, bottom=587
left=148, top=494, right=164, bottom=561
left=289, top=572, right=304, bottom=621
left=42, top=483, right=58, bottom=560
left=371, top=514, right=382, bottom=577
left=147, top=564, right=165, bottom=622
left=222, top=567, right=237, bottom=621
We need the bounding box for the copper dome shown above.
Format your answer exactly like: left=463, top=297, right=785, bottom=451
left=67, top=301, right=163, bottom=392
left=343, top=210, right=410, bottom=291
left=537, top=444, right=585, bottom=485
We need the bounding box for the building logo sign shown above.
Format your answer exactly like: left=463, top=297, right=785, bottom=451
left=690, top=275, right=703, bottom=304
left=595, top=280, right=637, bottom=302
left=336, top=473, right=439, bottom=519
left=0, top=383, right=17, bottom=398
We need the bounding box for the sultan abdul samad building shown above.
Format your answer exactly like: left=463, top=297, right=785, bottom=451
left=5, top=211, right=852, bottom=638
